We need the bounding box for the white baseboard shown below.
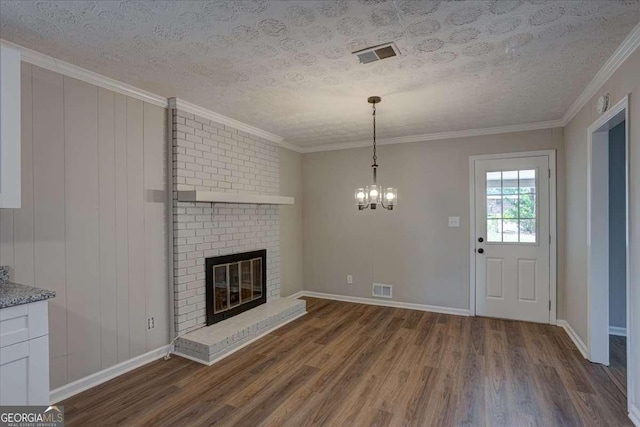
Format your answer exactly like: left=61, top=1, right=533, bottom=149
left=557, top=319, right=588, bottom=359
left=609, top=326, right=627, bottom=337
left=285, top=290, right=305, bottom=300
left=289, top=290, right=469, bottom=316
left=630, top=403, right=640, bottom=427
left=173, top=311, right=307, bottom=366
left=49, top=345, right=170, bottom=404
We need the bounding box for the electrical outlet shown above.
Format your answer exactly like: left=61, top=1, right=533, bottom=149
left=448, top=216, right=460, bottom=228
left=147, top=317, right=155, bottom=330
left=347, top=275, right=353, bottom=284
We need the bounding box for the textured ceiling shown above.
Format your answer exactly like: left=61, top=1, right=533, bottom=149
left=1, top=1, right=639, bottom=147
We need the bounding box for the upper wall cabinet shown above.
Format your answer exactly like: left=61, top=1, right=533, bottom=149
left=0, top=45, right=21, bottom=208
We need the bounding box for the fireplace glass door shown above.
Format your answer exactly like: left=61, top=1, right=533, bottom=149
left=211, top=254, right=264, bottom=317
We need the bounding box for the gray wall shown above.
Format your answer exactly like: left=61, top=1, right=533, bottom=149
left=302, top=129, right=565, bottom=313
left=564, top=46, right=639, bottom=408
left=609, top=121, right=627, bottom=329
left=279, top=148, right=303, bottom=297
left=0, top=64, right=169, bottom=389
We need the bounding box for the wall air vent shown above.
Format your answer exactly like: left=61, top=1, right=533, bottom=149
left=353, top=42, right=401, bottom=64
left=372, top=283, right=393, bottom=299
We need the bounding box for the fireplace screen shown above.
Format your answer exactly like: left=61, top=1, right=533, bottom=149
left=206, top=250, right=266, bottom=325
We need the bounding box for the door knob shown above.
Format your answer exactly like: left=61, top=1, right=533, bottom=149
left=478, top=237, right=484, bottom=243
left=477, top=248, right=484, bottom=254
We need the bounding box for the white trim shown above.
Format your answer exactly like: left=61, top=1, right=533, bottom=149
left=292, top=291, right=469, bottom=316
left=49, top=345, right=170, bottom=404
left=629, top=404, right=640, bottom=427
left=609, top=326, right=627, bottom=337
left=586, top=96, right=629, bottom=366
left=0, top=39, right=167, bottom=108
left=557, top=320, right=589, bottom=359
left=168, top=98, right=290, bottom=148
left=586, top=95, right=634, bottom=413
left=286, top=290, right=306, bottom=299
left=300, top=120, right=564, bottom=153
left=549, top=150, right=558, bottom=325
left=469, top=150, right=558, bottom=324
left=562, top=22, right=640, bottom=125
left=172, top=311, right=307, bottom=366
left=4, top=20, right=640, bottom=154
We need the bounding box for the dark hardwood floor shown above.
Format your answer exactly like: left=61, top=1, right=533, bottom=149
left=608, top=335, right=627, bottom=398
left=61, top=298, right=632, bottom=426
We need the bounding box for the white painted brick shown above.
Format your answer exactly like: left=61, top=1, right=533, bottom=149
left=171, top=107, right=281, bottom=333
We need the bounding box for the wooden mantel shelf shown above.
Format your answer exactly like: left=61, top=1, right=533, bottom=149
left=177, top=191, right=294, bottom=205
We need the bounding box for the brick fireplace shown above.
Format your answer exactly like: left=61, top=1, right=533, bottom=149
left=171, top=105, right=281, bottom=335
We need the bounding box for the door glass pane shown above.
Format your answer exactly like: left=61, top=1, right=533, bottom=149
left=487, top=219, right=502, bottom=242
left=519, top=220, right=536, bottom=242
left=485, top=169, right=537, bottom=243
left=503, top=196, right=518, bottom=219
left=486, top=172, right=502, bottom=195
left=503, top=219, right=519, bottom=242
left=519, top=170, right=536, bottom=193
left=502, top=171, right=518, bottom=194
left=487, top=196, right=501, bottom=218
left=519, top=194, right=536, bottom=218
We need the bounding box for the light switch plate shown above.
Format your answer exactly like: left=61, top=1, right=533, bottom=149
left=448, top=216, right=460, bottom=227
left=347, top=275, right=353, bottom=284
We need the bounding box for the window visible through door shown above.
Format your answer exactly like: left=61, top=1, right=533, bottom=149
left=486, top=169, right=537, bottom=243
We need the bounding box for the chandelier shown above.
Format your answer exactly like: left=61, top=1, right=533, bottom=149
left=355, top=96, right=397, bottom=210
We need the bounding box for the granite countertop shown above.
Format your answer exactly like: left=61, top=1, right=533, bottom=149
left=0, top=266, right=56, bottom=309
left=0, top=282, right=56, bottom=309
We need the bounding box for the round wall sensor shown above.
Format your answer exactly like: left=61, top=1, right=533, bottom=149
left=597, top=93, right=610, bottom=114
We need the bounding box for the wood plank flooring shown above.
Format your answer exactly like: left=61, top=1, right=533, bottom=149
left=61, top=298, right=631, bottom=426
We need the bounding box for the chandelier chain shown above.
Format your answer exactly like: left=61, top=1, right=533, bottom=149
left=372, top=102, right=377, bottom=167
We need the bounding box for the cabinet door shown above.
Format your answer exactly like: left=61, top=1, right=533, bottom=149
left=0, top=44, right=21, bottom=208
left=0, top=335, right=49, bottom=405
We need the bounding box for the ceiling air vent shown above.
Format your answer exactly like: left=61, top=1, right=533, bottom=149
left=353, top=42, right=401, bottom=64
left=372, top=283, right=393, bottom=299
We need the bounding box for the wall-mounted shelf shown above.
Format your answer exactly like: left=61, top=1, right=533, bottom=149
left=177, top=191, right=294, bottom=205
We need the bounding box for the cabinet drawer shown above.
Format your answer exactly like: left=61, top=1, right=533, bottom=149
left=0, top=300, right=49, bottom=348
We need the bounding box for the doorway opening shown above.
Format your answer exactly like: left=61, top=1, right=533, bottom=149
left=586, top=95, right=631, bottom=402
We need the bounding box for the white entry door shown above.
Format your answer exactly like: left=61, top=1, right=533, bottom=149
left=474, top=155, right=551, bottom=323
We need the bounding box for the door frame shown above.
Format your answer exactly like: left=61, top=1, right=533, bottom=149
left=586, top=95, right=630, bottom=372
left=469, top=150, right=558, bottom=324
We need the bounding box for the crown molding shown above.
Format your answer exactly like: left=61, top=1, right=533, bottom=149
left=298, top=119, right=564, bottom=153
left=561, top=21, right=640, bottom=126
left=0, top=39, right=168, bottom=108
left=168, top=98, right=293, bottom=148
left=4, top=19, right=640, bottom=155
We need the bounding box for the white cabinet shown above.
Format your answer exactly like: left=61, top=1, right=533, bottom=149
left=0, top=44, right=21, bottom=208
left=0, top=301, right=49, bottom=405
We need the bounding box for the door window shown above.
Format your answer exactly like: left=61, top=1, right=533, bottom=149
left=486, top=170, right=537, bottom=243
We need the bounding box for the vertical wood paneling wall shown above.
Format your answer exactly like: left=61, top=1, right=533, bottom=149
left=0, top=64, right=169, bottom=389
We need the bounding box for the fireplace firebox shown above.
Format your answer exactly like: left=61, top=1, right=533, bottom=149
left=205, top=249, right=267, bottom=325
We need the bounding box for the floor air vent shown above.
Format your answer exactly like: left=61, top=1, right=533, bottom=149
left=372, top=283, right=393, bottom=299
left=353, top=42, right=401, bottom=64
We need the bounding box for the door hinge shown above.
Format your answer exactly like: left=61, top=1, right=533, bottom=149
left=549, top=300, right=552, bottom=311
left=549, top=168, right=551, bottom=178
left=549, top=235, right=552, bottom=245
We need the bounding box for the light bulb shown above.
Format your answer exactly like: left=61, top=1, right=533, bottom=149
left=370, top=189, right=378, bottom=198
left=357, top=191, right=365, bottom=200
left=386, top=192, right=395, bottom=200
